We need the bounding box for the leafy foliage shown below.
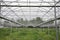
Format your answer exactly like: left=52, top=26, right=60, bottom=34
left=0, top=28, right=60, bottom=40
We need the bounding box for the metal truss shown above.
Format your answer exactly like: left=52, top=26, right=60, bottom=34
left=0, top=0, right=60, bottom=26
left=0, top=0, right=60, bottom=22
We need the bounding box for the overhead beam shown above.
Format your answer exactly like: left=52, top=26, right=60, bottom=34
left=0, top=5, right=60, bottom=7
left=0, top=0, right=60, bottom=7
left=1, top=1, right=56, bottom=3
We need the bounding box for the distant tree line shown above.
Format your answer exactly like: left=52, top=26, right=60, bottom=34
left=17, top=17, right=44, bottom=25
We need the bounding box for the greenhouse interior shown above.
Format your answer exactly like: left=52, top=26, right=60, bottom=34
left=0, top=0, right=60, bottom=40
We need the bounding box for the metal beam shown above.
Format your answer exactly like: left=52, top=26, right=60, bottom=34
left=0, top=0, right=60, bottom=7
left=1, top=1, right=55, bottom=3
left=0, top=16, right=23, bottom=25
left=37, top=17, right=60, bottom=26
left=0, top=5, right=60, bottom=7
left=54, top=0, right=59, bottom=40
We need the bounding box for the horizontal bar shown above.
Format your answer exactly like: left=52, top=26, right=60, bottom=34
left=1, top=26, right=60, bottom=28
left=0, top=5, right=60, bottom=7
left=1, top=1, right=55, bottom=3
left=35, top=27, right=60, bottom=28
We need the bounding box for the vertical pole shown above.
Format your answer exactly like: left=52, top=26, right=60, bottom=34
left=58, top=7, right=60, bottom=37
left=0, top=0, right=1, bottom=15
left=48, top=26, right=49, bottom=35
left=0, top=0, right=1, bottom=27
left=11, top=22, right=12, bottom=33
left=54, top=6, right=59, bottom=40
left=54, top=1, right=59, bottom=40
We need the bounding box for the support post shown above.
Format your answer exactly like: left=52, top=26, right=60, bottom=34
left=0, top=0, right=1, bottom=27
left=54, top=1, right=59, bottom=40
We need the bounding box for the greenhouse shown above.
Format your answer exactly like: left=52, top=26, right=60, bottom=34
left=0, top=0, right=60, bottom=40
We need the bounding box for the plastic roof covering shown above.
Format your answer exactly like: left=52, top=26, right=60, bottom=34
left=1, top=0, right=60, bottom=21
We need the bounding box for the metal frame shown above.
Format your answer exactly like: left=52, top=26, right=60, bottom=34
left=0, top=0, right=60, bottom=40
left=0, top=5, right=60, bottom=7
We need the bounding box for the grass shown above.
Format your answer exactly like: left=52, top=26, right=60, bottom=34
left=0, top=28, right=60, bottom=40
